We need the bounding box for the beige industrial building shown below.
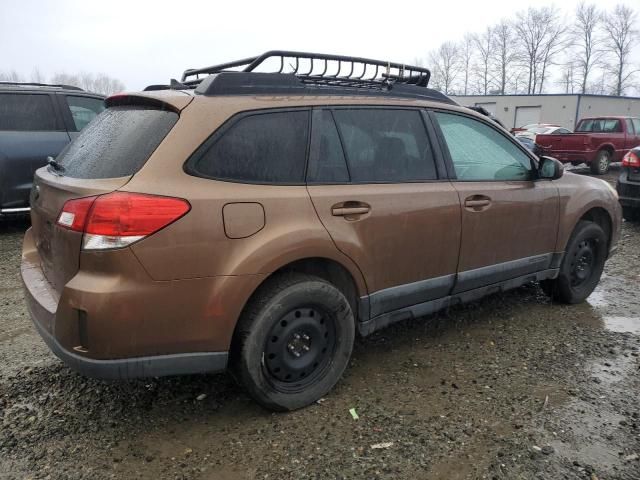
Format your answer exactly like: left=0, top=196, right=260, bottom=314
left=451, top=94, right=640, bottom=130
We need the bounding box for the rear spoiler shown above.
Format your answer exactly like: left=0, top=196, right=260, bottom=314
left=105, top=92, right=193, bottom=112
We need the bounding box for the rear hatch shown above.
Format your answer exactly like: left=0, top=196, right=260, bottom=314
left=30, top=99, right=182, bottom=294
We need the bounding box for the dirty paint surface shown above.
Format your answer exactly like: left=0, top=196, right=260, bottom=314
left=0, top=167, right=639, bottom=479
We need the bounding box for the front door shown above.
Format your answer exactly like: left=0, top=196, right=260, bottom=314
left=431, top=110, right=560, bottom=293
left=306, top=108, right=461, bottom=318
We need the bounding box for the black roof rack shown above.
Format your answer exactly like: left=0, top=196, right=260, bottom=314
left=0, top=81, right=84, bottom=91
left=144, top=51, right=454, bottom=104
left=182, top=50, right=431, bottom=89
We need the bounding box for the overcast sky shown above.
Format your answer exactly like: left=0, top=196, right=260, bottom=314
left=1, top=0, right=638, bottom=91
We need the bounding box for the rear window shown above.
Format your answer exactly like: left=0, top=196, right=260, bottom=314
left=0, top=93, right=59, bottom=131
left=576, top=119, right=622, bottom=133
left=56, top=106, right=178, bottom=179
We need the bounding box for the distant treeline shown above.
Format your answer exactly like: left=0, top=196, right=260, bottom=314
left=0, top=69, right=125, bottom=96
left=421, top=2, right=639, bottom=96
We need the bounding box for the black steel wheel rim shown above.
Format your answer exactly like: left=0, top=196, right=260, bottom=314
left=263, top=306, right=337, bottom=392
left=570, top=239, right=597, bottom=287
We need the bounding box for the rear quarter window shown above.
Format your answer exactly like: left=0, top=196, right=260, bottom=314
left=56, top=106, right=178, bottom=179
left=0, top=93, right=59, bottom=131
left=188, top=110, right=309, bottom=184
left=65, top=96, right=105, bottom=131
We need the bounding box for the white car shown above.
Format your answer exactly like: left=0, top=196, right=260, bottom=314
left=515, top=124, right=572, bottom=141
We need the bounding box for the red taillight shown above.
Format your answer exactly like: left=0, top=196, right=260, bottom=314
left=622, top=151, right=640, bottom=168
left=57, top=192, right=190, bottom=250
left=57, top=196, right=98, bottom=232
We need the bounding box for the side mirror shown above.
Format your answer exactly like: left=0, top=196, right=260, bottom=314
left=538, top=156, right=564, bottom=180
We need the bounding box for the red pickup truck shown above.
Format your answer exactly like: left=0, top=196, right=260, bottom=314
left=536, top=116, right=640, bottom=174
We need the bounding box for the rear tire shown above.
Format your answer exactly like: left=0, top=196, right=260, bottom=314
left=231, top=273, right=355, bottom=411
left=541, top=221, right=607, bottom=304
left=590, top=150, right=611, bottom=175
left=622, top=207, right=640, bottom=222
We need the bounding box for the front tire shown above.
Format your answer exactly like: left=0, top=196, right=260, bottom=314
left=231, top=273, right=355, bottom=411
left=590, top=150, right=611, bottom=175
left=541, top=221, right=607, bottom=304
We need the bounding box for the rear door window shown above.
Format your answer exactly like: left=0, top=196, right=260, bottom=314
left=331, top=109, right=437, bottom=183
left=56, top=106, right=178, bottom=179
left=65, top=96, right=105, bottom=131
left=0, top=93, right=59, bottom=131
left=191, top=110, right=309, bottom=184
left=307, top=110, right=349, bottom=183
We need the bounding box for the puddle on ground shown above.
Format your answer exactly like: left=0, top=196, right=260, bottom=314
left=587, top=287, right=608, bottom=308
left=603, top=316, right=640, bottom=334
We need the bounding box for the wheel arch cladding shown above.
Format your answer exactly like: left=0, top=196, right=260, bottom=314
left=230, top=257, right=362, bottom=352
left=579, top=207, right=612, bottom=249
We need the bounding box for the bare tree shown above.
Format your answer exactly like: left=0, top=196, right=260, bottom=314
left=0, top=70, right=24, bottom=82
left=472, top=27, right=494, bottom=95
left=514, top=7, right=565, bottom=94
left=459, top=34, right=475, bottom=95
left=429, top=41, right=460, bottom=95
left=559, top=61, right=579, bottom=93
left=602, top=4, right=639, bottom=96
left=493, top=20, right=518, bottom=94
left=50, top=72, right=125, bottom=95
left=30, top=68, right=45, bottom=83
left=572, top=2, right=603, bottom=94
left=538, top=15, right=568, bottom=93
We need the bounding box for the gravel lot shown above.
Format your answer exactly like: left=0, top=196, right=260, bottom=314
left=1, top=167, right=639, bottom=480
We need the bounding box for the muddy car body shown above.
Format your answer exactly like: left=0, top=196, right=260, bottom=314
left=22, top=52, right=622, bottom=410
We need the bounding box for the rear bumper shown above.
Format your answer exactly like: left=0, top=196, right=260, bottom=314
left=21, top=227, right=262, bottom=379
left=27, top=303, right=228, bottom=380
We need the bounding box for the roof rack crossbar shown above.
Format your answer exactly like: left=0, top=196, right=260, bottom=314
left=0, top=81, right=83, bottom=91
left=181, top=50, right=430, bottom=89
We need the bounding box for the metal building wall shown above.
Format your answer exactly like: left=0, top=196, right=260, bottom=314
left=452, top=94, right=640, bottom=130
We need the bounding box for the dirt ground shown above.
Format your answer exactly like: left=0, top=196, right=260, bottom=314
left=1, top=167, right=639, bottom=480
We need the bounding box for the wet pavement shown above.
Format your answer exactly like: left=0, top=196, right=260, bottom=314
left=0, top=167, right=639, bottom=479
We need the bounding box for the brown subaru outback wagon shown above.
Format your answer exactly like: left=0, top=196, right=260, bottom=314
left=22, top=51, right=622, bottom=411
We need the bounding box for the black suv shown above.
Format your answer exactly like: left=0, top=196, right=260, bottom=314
left=0, top=83, right=105, bottom=214
left=617, top=146, right=640, bottom=221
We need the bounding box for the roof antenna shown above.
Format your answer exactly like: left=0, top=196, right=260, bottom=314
left=169, top=78, right=189, bottom=90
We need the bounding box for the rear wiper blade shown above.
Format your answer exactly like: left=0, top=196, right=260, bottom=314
left=47, top=156, right=65, bottom=174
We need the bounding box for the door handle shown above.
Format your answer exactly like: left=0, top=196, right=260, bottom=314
left=464, top=195, right=492, bottom=211
left=331, top=202, right=371, bottom=217
left=465, top=199, right=490, bottom=207
left=332, top=206, right=370, bottom=216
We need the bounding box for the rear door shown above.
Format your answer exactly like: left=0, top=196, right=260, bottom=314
left=307, top=107, right=461, bottom=319
left=0, top=92, right=70, bottom=211
left=431, top=110, right=559, bottom=293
